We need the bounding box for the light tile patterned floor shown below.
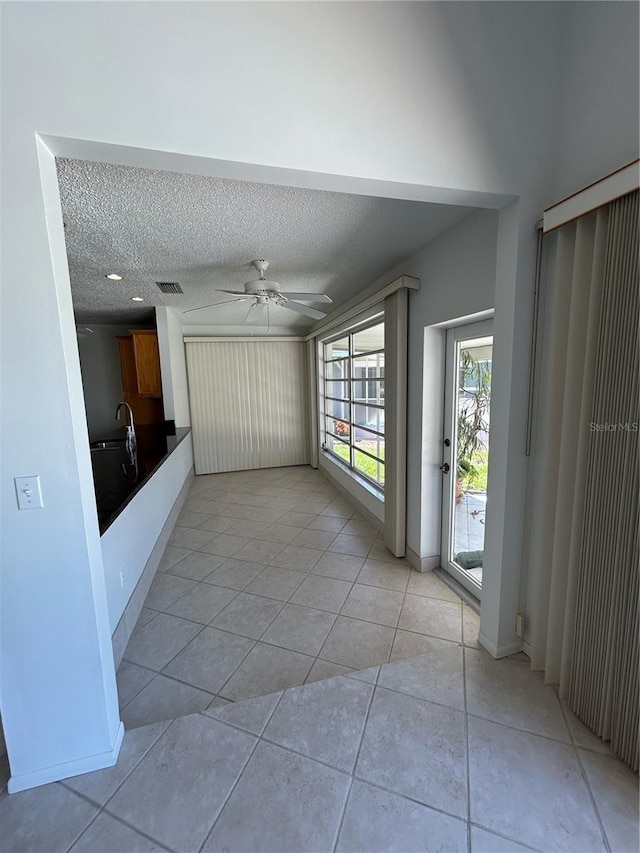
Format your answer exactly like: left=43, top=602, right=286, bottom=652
left=0, top=466, right=637, bottom=852
left=117, top=465, right=471, bottom=727
left=0, top=649, right=637, bottom=851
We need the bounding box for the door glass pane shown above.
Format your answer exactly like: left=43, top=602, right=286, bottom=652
left=452, top=336, right=492, bottom=587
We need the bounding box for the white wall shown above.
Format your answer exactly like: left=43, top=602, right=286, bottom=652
left=1, top=140, right=122, bottom=792
left=1, top=0, right=636, bottom=787
left=156, top=307, right=191, bottom=427
left=405, top=210, right=499, bottom=562
left=101, top=434, right=193, bottom=632
left=552, top=2, right=640, bottom=202
left=312, top=210, right=498, bottom=560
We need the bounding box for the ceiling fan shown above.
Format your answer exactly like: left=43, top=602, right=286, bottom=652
left=184, top=259, right=333, bottom=323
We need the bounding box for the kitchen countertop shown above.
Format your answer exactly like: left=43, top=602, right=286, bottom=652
left=90, top=424, right=191, bottom=534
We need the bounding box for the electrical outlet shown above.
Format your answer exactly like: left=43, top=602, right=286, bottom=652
left=119, top=569, right=126, bottom=589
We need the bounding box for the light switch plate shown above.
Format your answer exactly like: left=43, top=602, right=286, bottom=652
left=15, top=476, right=43, bottom=510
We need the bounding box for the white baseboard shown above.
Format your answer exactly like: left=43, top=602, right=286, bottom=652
left=8, top=722, right=124, bottom=794
left=478, top=632, right=523, bottom=659
left=405, top=547, right=440, bottom=573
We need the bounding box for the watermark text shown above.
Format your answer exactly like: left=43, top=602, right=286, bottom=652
left=590, top=422, right=638, bottom=432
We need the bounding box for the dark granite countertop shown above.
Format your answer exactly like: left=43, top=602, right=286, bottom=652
left=90, top=424, right=191, bottom=534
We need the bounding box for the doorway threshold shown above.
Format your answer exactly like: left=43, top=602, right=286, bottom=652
left=433, top=567, right=480, bottom=614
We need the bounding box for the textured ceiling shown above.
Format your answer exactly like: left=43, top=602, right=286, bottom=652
left=57, top=159, right=474, bottom=328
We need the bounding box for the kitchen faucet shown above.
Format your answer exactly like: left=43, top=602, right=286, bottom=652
left=115, top=401, right=136, bottom=455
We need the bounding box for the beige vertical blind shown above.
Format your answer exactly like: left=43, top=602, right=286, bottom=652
left=568, top=191, right=639, bottom=770
left=185, top=339, right=309, bottom=474
left=526, top=190, right=638, bottom=769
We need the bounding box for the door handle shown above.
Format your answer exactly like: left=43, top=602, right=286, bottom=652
left=440, top=462, right=450, bottom=474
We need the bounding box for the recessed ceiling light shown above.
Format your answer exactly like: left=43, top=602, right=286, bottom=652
left=106, top=273, right=123, bottom=281
left=131, top=296, right=144, bottom=302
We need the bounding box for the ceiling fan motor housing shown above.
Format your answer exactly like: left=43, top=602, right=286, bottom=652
left=245, top=259, right=285, bottom=300
left=244, top=280, right=282, bottom=297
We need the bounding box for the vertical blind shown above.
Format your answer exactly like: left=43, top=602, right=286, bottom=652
left=527, top=190, right=638, bottom=770
left=185, top=339, right=309, bottom=475
left=568, top=191, right=639, bottom=770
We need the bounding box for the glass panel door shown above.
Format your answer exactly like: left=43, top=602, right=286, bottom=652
left=440, top=321, right=493, bottom=599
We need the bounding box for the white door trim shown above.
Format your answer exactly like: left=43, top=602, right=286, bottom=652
left=440, top=319, right=493, bottom=600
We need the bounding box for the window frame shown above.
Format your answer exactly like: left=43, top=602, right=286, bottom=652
left=320, top=316, right=385, bottom=492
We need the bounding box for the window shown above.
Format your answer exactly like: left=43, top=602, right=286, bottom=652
left=321, top=319, right=385, bottom=489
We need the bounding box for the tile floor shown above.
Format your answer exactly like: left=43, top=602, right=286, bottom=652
left=117, top=465, right=469, bottom=728
left=0, top=466, right=637, bottom=852
left=0, top=647, right=637, bottom=851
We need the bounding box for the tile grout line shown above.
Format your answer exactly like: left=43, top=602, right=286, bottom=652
left=329, top=775, right=356, bottom=851
left=194, top=732, right=264, bottom=853
left=127, top=472, right=464, bottom=723
left=120, top=670, right=216, bottom=714
left=97, top=808, right=177, bottom=853
left=115, top=674, right=155, bottom=717
left=349, top=772, right=471, bottom=830
left=387, top=570, right=411, bottom=663
left=215, top=664, right=476, bottom=731
left=213, top=581, right=328, bottom=699
left=158, top=585, right=243, bottom=625
left=462, top=624, right=472, bottom=853
left=61, top=799, right=104, bottom=853
left=469, top=820, right=545, bottom=853
left=61, top=720, right=178, bottom=853
left=122, top=617, right=261, bottom=720
left=329, top=674, right=379, bottom=851
left=558, top=696, right=612, bottom=853
left=464, top=705, right=592, bottom=749
left=125, top=605, right=470, bottom=722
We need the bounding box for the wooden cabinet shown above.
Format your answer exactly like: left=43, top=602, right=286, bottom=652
left=130, top=330, right=162, bottom=397
left=118, top=333, right=164, bottom=425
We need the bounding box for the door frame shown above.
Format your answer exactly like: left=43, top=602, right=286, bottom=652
left=440, top=319, right=493, bottom=600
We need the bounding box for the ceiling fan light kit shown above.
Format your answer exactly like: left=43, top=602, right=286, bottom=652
left=186, top=259, right=333, bottom=322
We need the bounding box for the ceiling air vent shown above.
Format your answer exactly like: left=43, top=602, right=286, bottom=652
left=155, top=281, right=183, bottom=294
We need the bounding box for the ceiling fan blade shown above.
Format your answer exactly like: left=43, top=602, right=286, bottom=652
left=218, top=289, right=247, bottom=295
left=183, top=297, right=247, bottom=314
left=281, top=301, right=327, bottom=320
left=279, top=292, right=332, bottom=303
